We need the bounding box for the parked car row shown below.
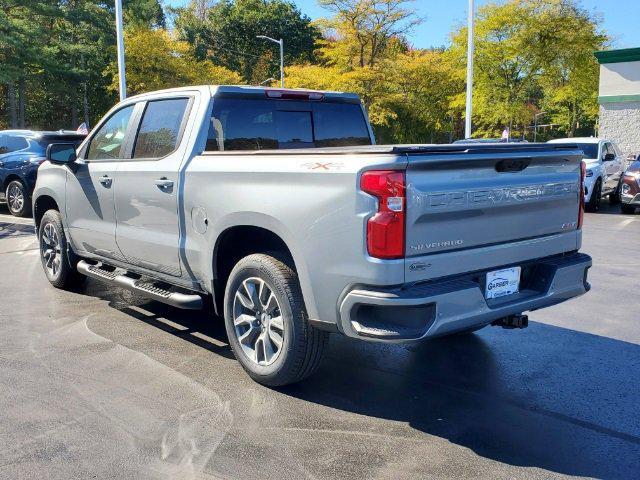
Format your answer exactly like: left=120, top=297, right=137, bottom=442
left=548, top=137, right=635, bottom=214
left=0, top=130, right=85, bottom=217
left=1, top=128, right=637, bottom=218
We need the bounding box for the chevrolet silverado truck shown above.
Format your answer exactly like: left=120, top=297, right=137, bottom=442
left=33, top=85, right=592, bottom=386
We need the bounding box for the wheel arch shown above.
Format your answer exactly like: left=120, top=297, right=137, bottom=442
left=33, top=191, right=62, bottom=231
left=2, top=173, right=26, bottom=191
left=207, top=219, right=315, bottom=319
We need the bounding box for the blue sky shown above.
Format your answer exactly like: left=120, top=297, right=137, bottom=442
left=165, top=0, right=640, bottom=50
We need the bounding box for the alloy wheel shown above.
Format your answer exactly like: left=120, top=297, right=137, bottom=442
left=232, top=277, right=284, bottom=366
left=40, top=223, right=62, bottom=278
left=7, top=184, right=24, bottom=213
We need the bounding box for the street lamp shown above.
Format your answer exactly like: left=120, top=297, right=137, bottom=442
left=256, top=35, right=284, bottom=88
left=534, top=111, right=546, bottom=142
left=464, top=0, right=475, bottom=139
left=114, top=0, right=127, bottom=100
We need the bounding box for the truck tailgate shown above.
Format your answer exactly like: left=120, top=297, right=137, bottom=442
left=405, top=147, right=583, bottom=260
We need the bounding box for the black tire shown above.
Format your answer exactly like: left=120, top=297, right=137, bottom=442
left=5, top=180, right=31, bottom=217
left=609, top=182, right=621, bottom=205
left=223, top=253, right=328, bottom=386
left=585, top=179, right=601, bottom=212
left=621, top=204, right=637, bottom=214
left=38, top=209, right=85, bottom=289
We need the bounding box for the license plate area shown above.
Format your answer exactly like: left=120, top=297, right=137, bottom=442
left=485, top=266, right=521, bottom=299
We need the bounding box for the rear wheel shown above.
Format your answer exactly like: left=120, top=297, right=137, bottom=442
left=38, top=209, right=85, bottom=289
left=223, top=253, right=328, bottom=386
left=621, top=205, right=637, bottom=214
left=6, top=180, right=31, bottom=217
left=585, top=179, right=601, bottom=212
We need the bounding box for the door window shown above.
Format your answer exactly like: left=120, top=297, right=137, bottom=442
left=86, top=105, right=135, bottom=160
left=132, top=98, right=189, bottom=159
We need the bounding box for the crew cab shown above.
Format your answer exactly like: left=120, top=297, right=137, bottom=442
left=548, top=137, right=624, bottom=211
left=33, top=86, right=592, bottom=386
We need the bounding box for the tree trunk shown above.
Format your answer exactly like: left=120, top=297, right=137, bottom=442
left=83, top=82, right=90, bottom=127
left=70, top=88, right=78, bottom=129
left=18, top=79, right=25, bottom=128
left=7, top=82, right=18, bottom=128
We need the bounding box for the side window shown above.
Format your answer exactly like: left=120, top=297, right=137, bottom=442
left=6, top=136, right=28, bottom=152
left=0, top=135, right=28, bottom=154
left=87, top=105, right=135, bottom=160
left=132, top=98, right=189, bottom=159
left=209, top=98, right=278, bottom=151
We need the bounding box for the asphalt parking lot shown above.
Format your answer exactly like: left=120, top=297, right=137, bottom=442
left=0, top=202, right=638, bottom=480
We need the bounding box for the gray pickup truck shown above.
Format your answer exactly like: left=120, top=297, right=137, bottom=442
left=33, top=85, right=592, bottom=386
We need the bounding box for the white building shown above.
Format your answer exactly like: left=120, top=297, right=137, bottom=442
left=595, top=47, right=640, bottom=158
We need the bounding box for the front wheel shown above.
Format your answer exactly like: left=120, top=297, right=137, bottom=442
left=223, top=254, right=328, bottom=386
left=621, top=205, right=637, bottom=214
left=38, top=209, right=85, bottom=289
left=6, top=180, right=31, bottom=217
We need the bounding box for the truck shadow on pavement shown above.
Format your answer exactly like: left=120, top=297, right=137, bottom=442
left=283, top=324, right=640, bottom=479
left=80, top=279, right=639, bottom=479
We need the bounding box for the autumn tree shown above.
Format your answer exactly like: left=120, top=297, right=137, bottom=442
left=317, top=0, right=420, bottom=68
left=449, top=0, right=606, bottom=138
left=107, top=27, right=242, bottom=96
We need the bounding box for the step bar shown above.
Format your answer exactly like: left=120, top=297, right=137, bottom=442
left=77, top=260, right=203, bottom=310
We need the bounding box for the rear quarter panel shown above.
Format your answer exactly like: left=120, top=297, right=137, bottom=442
left=182, top=151, right=406, bottom=323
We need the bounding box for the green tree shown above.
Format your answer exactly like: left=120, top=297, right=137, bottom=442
left=449, top=0, right=606, bottom=139
left=173, top=0, right=320, bottom=83
left=124, top=0, right=165, bottom=29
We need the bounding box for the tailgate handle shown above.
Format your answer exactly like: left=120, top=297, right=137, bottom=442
left=495, top=158, right=531, bottom=173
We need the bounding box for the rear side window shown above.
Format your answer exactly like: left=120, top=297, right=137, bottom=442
left=0, top=135, right=29, bottom=154
left=206, top=97, right=371, bottom=151
left=133, top=98, right=189, bottom=159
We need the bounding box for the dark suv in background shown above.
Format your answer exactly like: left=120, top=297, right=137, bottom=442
left=0, top=130, right=85, bottom=217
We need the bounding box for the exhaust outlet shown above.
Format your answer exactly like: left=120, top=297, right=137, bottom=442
left=491, top=314, right=528, bottom=329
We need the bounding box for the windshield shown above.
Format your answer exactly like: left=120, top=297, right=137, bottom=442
left=574, top=143, right=599, bottom=159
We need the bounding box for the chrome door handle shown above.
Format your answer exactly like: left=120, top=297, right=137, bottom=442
left=99, top=175, right=112, bottom=187
left=155, top=177, right=174, bottom=189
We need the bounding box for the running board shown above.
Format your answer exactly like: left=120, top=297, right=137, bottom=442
left=77, top=260, right=203, bottom=310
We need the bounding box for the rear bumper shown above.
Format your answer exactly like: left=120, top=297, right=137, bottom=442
left=338, top=252, right=592, bottom=342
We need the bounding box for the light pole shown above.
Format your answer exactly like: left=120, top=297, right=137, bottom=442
left=464, top=0, right=475, bottom=139
left=115, top=0, right=127, bottom=100
left=256, top=35, right=284, bottom=88
left=534, top=111, right=545, bottom=142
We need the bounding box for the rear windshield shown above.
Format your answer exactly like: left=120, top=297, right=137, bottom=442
left=36, top=135, right=85, bottom=152
left=206, top=97, right=371, bottom=151
left=574, top=143, right=599, bottom=159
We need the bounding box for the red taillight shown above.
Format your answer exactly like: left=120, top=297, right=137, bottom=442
left=578, top=160, right=586, bottom=229
left=360, top=170, right=406, bottom=259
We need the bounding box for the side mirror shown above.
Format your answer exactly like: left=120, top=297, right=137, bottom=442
left=46, top=143, right=77, bottom=164
left=603, top=153, right=615, bottom=161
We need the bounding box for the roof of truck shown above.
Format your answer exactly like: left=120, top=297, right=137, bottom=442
left=123, top=85, right=361, bottom=103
